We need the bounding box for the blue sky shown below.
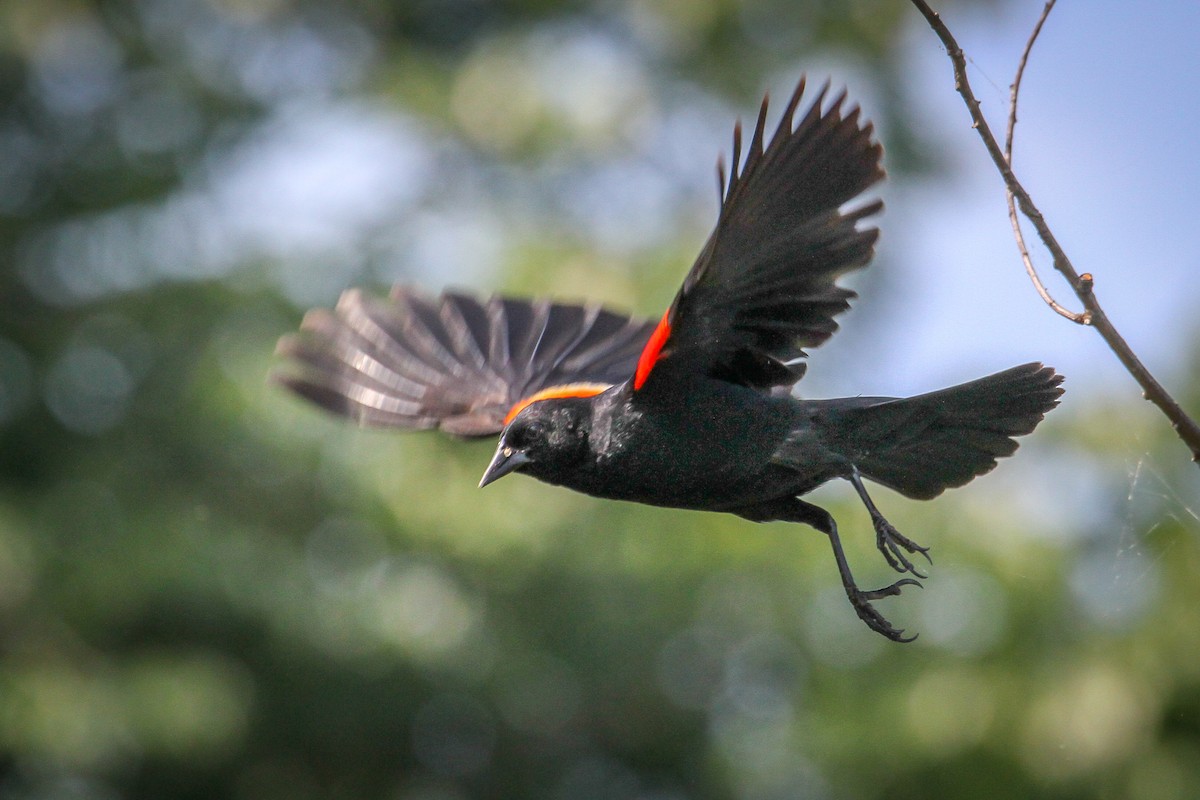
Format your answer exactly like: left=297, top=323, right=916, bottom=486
left=26, top=0, right=1197, bottom=427
left=853, top=1, right=1200, bottom=405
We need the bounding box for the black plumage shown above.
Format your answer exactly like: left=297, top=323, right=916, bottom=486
left=274, top=77, right=1063, bottom=641
left=276, top=287, right=656, bottom=436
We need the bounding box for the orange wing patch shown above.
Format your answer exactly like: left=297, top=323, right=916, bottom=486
left=633, top=310, right=671, bottom=390
left=503, top=383, right=611, bottom=426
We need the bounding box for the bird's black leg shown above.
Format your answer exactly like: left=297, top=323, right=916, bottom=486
left=744, top=498, right=920, bottom=642
left=847, top=467, right=931, bottom=578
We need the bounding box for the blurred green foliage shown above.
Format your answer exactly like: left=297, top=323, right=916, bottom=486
left=1, top=0, right=1199, bottom=798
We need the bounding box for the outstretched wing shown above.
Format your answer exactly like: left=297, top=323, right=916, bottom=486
left=633, top=77, right=885, bottom=394
left=274, top=286, right=656, bottom=437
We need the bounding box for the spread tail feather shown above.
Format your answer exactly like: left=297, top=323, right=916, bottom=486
left=823, top=363, right=1063, bottom=499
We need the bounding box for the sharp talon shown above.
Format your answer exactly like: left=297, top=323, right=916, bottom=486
left=874, top=516, right=932, bottom=578
left=848, top=579, right=922, bottom=642
left=859, top=577, right=921, bottom=600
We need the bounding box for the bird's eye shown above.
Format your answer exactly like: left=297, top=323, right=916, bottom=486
left=506, top=425, right=529, bottom=449
left=508, top=420, right=544, bottom=449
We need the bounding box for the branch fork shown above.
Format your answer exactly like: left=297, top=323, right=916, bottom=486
left=909, top=0, right=1200, bottom=463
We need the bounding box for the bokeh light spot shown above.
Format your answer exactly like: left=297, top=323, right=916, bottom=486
left=44, top=344, right=134, bottom=435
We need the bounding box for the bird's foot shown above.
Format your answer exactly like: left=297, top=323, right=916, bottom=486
left=874, top=516, right=932, bottom=578
left=848, top=466, right=933, bottom=578
left=772, top=496, right=923, bottom=643
left=848, top=577, right=921, bottom=642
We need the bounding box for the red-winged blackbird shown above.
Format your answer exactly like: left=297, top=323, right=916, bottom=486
left=274, top=77, right=1063, bottom=641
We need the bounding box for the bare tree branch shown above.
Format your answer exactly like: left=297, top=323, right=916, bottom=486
left=908, top=0, right=1200, bottom=464
left=1005, top=0, right=1086, bottom=323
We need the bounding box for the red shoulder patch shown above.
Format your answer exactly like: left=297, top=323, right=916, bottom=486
left=633, top=310, right=671, bottom=390
left=503, top=383, right=610, bottom=426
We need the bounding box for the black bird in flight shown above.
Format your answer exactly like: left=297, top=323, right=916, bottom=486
left=274, top=77, right=1063, bottom=641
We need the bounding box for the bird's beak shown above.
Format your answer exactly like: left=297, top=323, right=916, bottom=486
left=479, top=445, right=530, bottom=488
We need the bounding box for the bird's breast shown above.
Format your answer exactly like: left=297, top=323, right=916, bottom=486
left=549, top=383, right=808, bottom=510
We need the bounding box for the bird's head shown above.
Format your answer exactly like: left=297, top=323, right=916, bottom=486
left=478, top=385, right=607, bottom=488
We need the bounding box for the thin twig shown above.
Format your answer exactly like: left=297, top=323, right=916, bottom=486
left=909, top=0, right=1200, bottom=463
left=1005, top=0, right=1086, bottom=323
